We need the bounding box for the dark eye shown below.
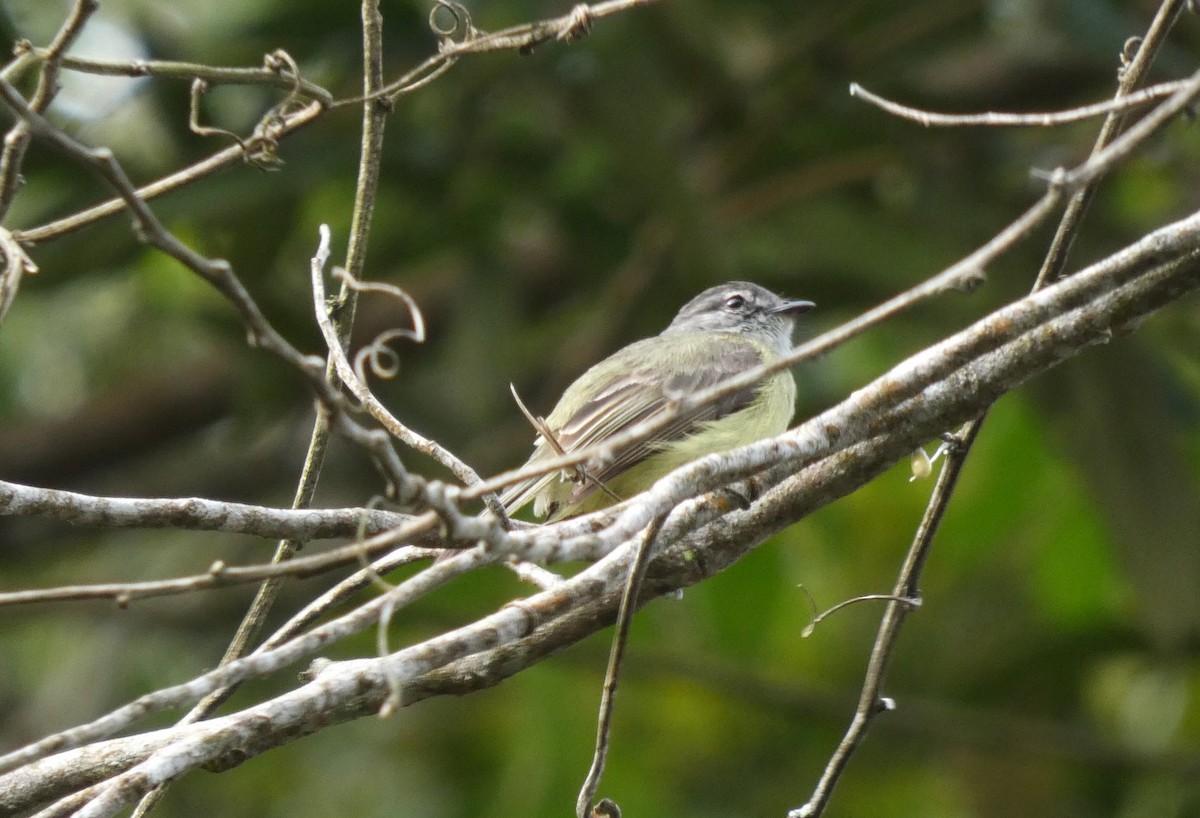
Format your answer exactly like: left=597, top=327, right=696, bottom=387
left=724, top=294, right=746, bottom=310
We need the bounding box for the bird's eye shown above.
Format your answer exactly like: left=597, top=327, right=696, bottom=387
left=724, top=294, right=747, bottom=310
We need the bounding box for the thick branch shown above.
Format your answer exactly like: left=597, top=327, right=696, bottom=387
left=0, top=481, right=408, bottom=539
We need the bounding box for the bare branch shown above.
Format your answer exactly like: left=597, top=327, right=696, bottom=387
left=0, top=479, right=408, bottom=539
left=850, top=79, right=1189, bottom=127
left=36, top=50, right=334, bottom=106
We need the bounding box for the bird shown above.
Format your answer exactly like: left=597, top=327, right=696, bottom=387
left=501, top=281, right=815, bottom=521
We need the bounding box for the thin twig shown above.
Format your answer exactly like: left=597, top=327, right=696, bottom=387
left=258, top=546, right=438, bottom=652
left=850, top=79, right=1188, bottom=127
left=576, top=514, right=666, bottom=818
left=789, top=421, right=982, bottom=818
left=149, top=12, right=415, bottom=762
left=801, top=593, right=921, bottom=638
left=35, top=50, right=334, bottom=105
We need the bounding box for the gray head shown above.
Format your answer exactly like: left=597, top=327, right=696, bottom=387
left=662, top=281, right=815, bottom=355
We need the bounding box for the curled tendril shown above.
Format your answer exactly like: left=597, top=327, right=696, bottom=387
left=190, top=78, right=283, bottom=171
left=263, top=49, right=310, bottom=116
left=331, top=268, right=426, bottom=384
left=429, top=0, right=481, bottom=45
left=354, top=329, right=407, bottom=383
left=187, top=50, right=305, bottom=171
left=189, top=79, right=244, bottom=146
left=264, top=49, right=300, bottom=87
left=244, top=51, right=307, bottom=170
left=1121, top=36, right=1143, bottom=72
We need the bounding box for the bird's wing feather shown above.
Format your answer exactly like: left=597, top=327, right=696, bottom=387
left=552, top=335, right=762, bottom=504
left=500, top=334, right=764, bottom=515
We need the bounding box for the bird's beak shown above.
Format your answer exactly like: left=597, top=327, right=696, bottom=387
left=770, top=299, right=816, bottom=316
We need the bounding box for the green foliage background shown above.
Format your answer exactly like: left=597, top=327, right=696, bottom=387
left=1, top=0, right=1198, bottom=816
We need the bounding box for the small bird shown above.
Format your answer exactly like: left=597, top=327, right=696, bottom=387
left=502, top=281, right=815, bottom=520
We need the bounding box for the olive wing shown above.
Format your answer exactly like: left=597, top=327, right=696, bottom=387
left=550, top=334, right=763, bottom=505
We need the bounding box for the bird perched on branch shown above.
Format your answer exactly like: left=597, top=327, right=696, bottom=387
left=502, top=281, right=815, bottom=520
